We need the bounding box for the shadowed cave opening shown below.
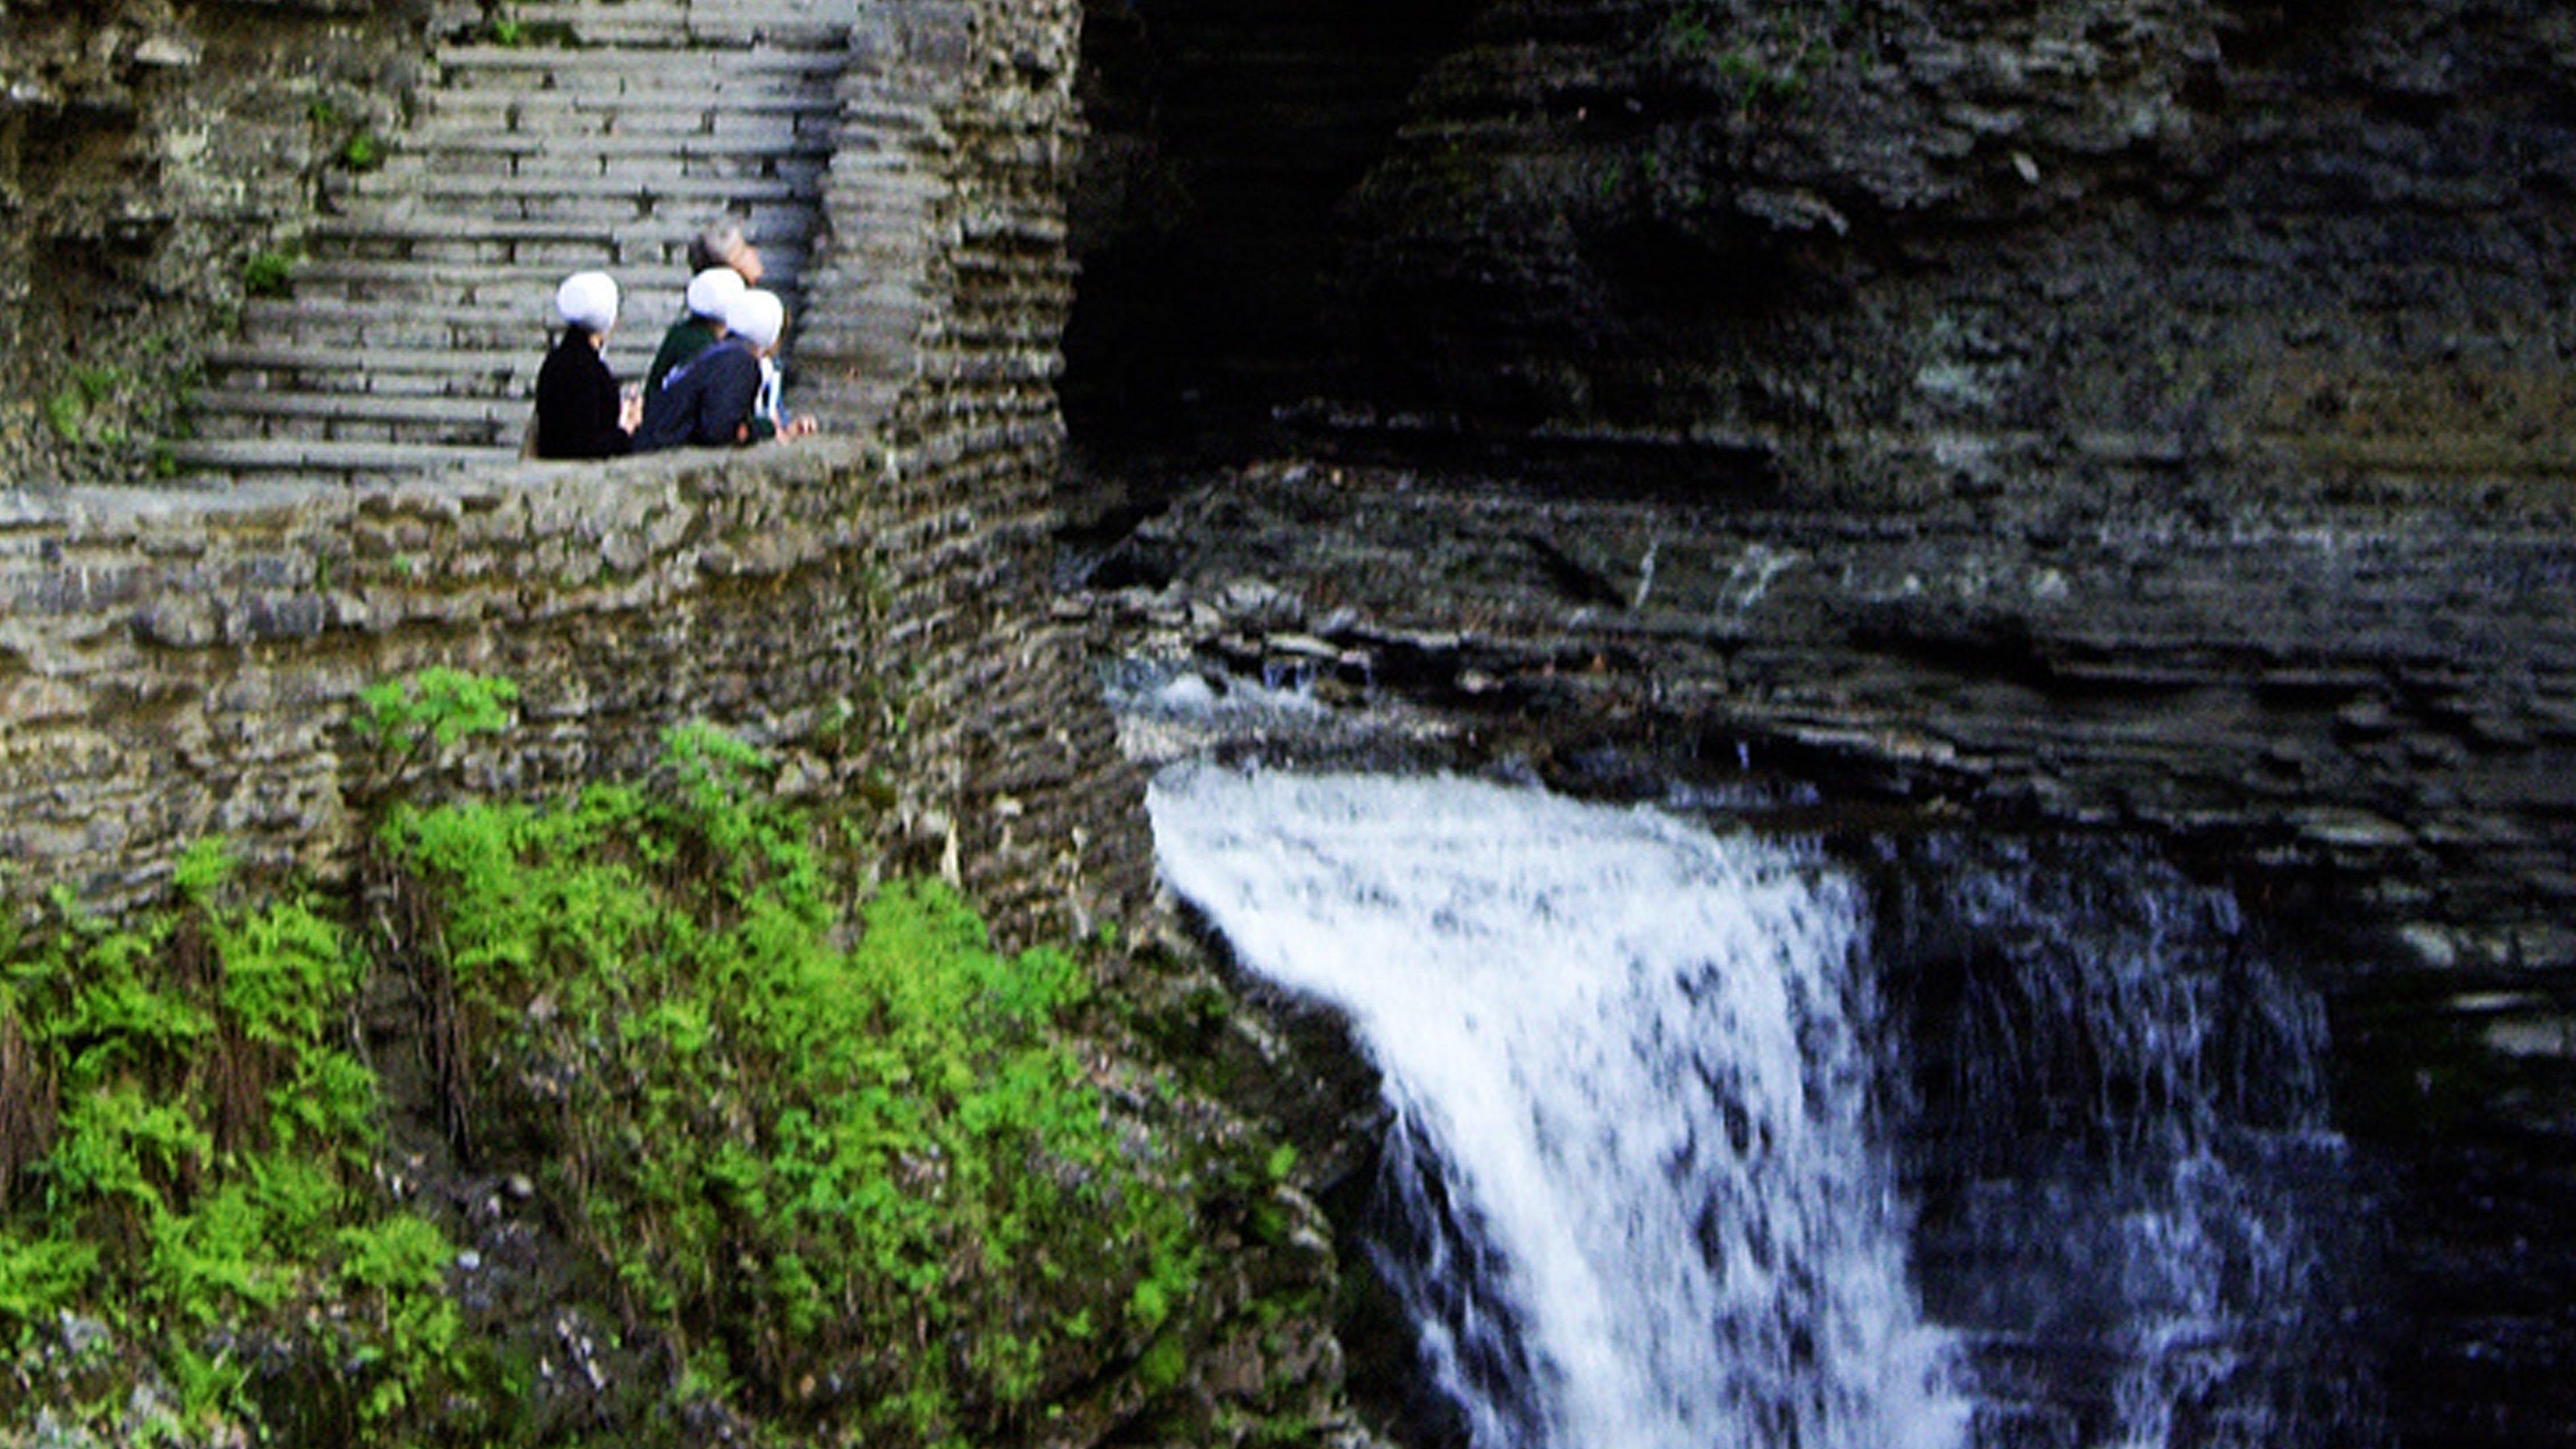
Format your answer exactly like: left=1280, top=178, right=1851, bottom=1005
left=1063, top=0, right=1484, bottom=482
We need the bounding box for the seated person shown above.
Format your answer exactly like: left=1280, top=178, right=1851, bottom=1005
left=533, top=271, right=640, bottom=460
left=645, top=266, right=745, bottom=398
left=749, top=298, right=819, bottom=441
left=636, top=287, right=794, bottom=450
left=687, top=217, right=763, bottom=286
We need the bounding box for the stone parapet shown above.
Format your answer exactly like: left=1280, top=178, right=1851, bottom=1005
left=0, top=0, right=1149, bottom=946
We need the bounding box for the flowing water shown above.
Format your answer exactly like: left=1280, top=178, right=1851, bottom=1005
left=1146, top=765, right=2383, bottom=1449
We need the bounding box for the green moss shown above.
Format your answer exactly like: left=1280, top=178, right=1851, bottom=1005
left=242, top=248, right=299, bottom=299
left=42, top=364, right=128, bottom=444
left=43, top=385, right=85, bottom=443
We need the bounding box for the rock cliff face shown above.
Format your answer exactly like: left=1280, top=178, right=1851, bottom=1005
left=0, top=0, right=425, bottom=483
left=1069, top=0, right=2576, bottom=1444
left=1072, top=0, right=2576, bottom=496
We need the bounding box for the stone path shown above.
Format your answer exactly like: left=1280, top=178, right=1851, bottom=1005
left=172, top=0, right=851, bottom=486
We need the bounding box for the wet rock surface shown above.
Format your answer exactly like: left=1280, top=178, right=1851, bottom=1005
left=1061, top=6, right=2576, bottom=1433
left=1071, top=454, right=2576, bottom=1445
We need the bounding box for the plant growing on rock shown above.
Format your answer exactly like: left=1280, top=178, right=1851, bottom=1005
left=241, top=248, right=298, bottom=299
left=339, top=129, right=386, bottom=172
left=354, top=666, right=521, bottom=805
left=373, top=719, right=1209, bottom=1442
left=0, top=675, right=1303, bottom=1445
left=0, top=842, right=468, bottom=1443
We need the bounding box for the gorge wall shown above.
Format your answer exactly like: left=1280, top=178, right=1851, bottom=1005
left=1069, top=0, right=2576, bottom=494
left=1067, top=1, right=2576, bottom=1444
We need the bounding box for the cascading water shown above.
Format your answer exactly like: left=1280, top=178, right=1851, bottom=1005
left=1146, top=763, right=2385, bottom=1449
left=1148, top=765, right=1970, bottom=1449
left=1874, top=837, right=2385, bottom=1449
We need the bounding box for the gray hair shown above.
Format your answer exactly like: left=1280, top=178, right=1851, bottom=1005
left=686, top=217, right=749, bottom=274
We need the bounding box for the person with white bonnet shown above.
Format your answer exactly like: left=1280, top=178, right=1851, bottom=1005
left=645, top=266, right=745, bottom=400
left=731, top=287, right=818, bottom=441
left=636, top=286, right=801, bottom=450
left=532, top=270, right=640, bottom=460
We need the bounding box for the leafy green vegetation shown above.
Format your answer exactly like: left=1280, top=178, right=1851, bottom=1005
left=1653, top=0, right=1874, bottom=112
left=359, top=667, right=520, bottom=763
left=44, top=364, right=130, bottom=445
left=376, top=716, right=1203, bottom=1439
left=0, top=843, right=465, bottom=1443
left=0, top=670, right=1262, bottom=1444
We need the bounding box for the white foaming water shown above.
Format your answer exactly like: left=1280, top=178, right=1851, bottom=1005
left=1149, top=766, right=1970, bottom=1449
left=1889, top=838, right=2377, bottom=1449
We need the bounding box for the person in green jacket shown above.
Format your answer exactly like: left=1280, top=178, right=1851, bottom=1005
left=645, top=266, right=747, bottom=400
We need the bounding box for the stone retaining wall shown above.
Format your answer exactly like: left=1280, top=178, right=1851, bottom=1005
left=0, top=0, right=1152, bottom=945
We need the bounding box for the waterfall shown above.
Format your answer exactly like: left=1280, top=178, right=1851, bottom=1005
left=1146, top=765, right=2387, bottom=1449
left=1148, top=765, right=1970, bottom=1449
left=1874, top=837, right=2385, bottom=1449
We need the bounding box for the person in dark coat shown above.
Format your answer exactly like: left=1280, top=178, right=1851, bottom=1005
left=636, top=287, right=804, bottom=451
left=645, top=267, right=745, bottom=398
left=635, top=323, right=759, bottom=453
left=532, top=271, right=639, bottom=459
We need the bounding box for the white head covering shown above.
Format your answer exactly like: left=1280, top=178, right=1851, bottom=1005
left=684, top=266, right=746, bottom=322
left=726, top=288, right=785, bottom=352
left=554, top=271, right=619, bottom=334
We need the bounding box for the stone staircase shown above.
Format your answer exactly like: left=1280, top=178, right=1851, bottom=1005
left=172, top=0, right=851, bottom=487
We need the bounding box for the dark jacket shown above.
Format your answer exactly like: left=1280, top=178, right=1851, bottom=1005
left=533, top=329, right=633, bottom=460
left=635, top=338, right=760, bottom=451
left=645, top=317, right=721, bottom=400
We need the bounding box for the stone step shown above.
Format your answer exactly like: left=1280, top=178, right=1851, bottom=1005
left=505, top=0, right=858, bottom=26
left=195, top=389, right=530, bottom=428
left=280, top=259, right=767, bottom=312
left=300, top=215, right=813, bottom=274
left=386, top=152, right=824, bottom=192
left=494, top=17, right=853, bottom=51
left=418, top=89, right=843, bottom=124
left=282, top=259, right=566, bottom=306
left=412, top=103, right=843, bottom=148
left=165, top=438, right=512, bottom=484
left=417, top=80, right=843, bottom=123
left=378, top=129, right=833, bottom=167
left=237, top=297, right=568, bottom=352
left=238, top=328, right=654, bottom=368
left=388, top=171, right=810, bottom=212
left=319, top=198, right=824, bottom=251
left=233, top=293, right=806, bottom=352
left=189, top=390, right=527, bottom=447
left=330, top=189, right=819, bottom=237
left=436, top=43, right=847, bottom=83
left=367, top=152, right=830, bottom=192
left=203, top=343, right=654, bottom=395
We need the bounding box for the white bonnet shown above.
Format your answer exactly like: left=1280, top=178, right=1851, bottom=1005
left=726, top=288, right=785, bottom=351
left=554, top=270, right=619, bottom=333
left=684, top=266, right=746, bottom=321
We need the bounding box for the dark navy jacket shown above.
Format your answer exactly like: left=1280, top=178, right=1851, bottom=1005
left=635, top=339, right=760, bottom=451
